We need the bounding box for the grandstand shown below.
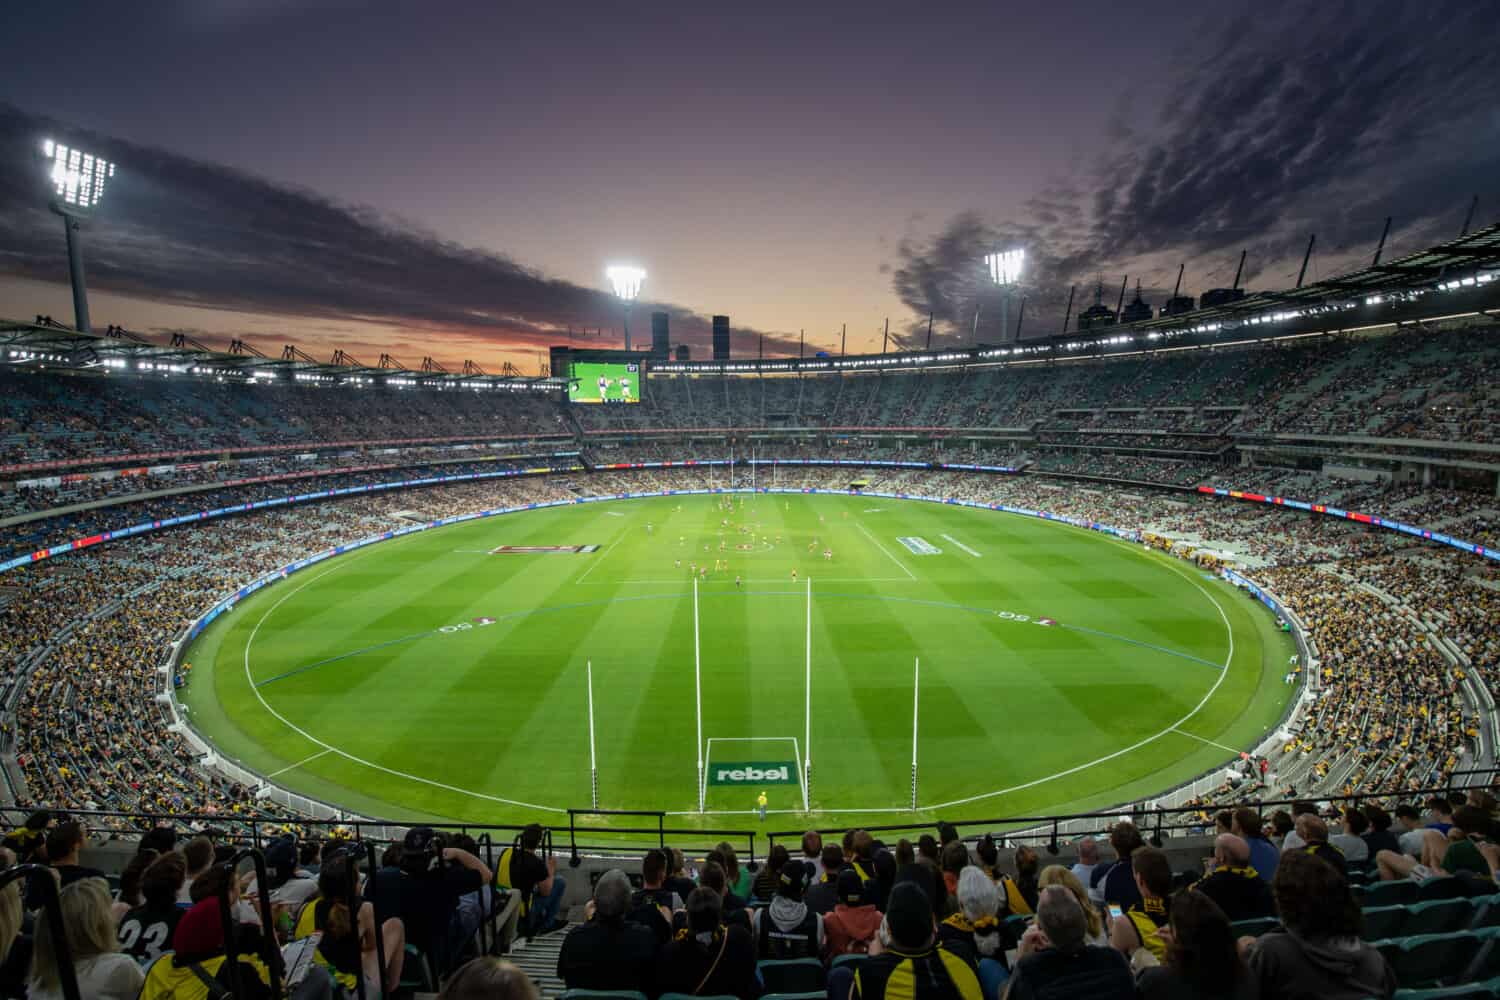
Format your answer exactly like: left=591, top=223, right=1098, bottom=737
left=1, top=228, right=1498, bottom=998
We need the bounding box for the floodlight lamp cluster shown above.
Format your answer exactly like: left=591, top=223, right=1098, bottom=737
left=986, top=248, right=1024, bottom=285
left=606, top=265, right=646, bottom=301
left=43, top=139, right=114, bottom=213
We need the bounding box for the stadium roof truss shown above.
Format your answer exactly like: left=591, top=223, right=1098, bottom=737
left=3, top=224, right=1499, bottom=385
left=0, top=321, right=564, bottom=392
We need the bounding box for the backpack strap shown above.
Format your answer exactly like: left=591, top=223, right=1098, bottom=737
left=188, top=961, right=235, bottom=1000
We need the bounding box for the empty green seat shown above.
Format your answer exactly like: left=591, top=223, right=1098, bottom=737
left=1406, top=898, right=1475, bottom=935
left=1376, top=932, right=1482, bottom=990
left=1362, top=904, right=1409, bottom=941
left=1361, top=880, right=1419, bottom=908
left=1229, top=917, right=1280, bottom=938
left=757, top=959, right=825, bottom=994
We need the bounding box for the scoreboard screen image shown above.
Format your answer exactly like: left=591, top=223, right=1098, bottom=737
left=569, top=362, right=641, bottom=404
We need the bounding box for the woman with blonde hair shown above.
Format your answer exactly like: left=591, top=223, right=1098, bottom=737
left=30, top=877, right=144, bottom=999
left=1038, top=864, right=1106, bottom=946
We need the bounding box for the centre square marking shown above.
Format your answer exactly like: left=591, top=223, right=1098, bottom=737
left=708, top=761, right=798, bottom=785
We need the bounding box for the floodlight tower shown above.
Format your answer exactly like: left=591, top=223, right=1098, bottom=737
left=985, top=248, right=1025, bottom=343
left=606, top=265, right=646, bottom=351
left=40, top=140, right=116, bottom=333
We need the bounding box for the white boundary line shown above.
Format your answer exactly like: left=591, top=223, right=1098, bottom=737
left=940, top=534, right=982, bottom=558
left=265, top=747, right=334, bottom=779
left=222, top=491, right=1254, bottom=820
left=576, top=577, right=912, bottom=585
left=1171, top=726, right=1242, bottom=754
left=855, top=522, right=917, bottom=580
left=243, top=564, right=566, bottom=813
left=924, top=568, right=1235, bottom=812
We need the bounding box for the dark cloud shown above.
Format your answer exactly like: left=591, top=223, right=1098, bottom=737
left=0, top=104, right=797, bottom=361
left=894, top=0, right=1500, bottom=345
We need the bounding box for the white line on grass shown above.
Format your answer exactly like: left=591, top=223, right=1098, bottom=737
left=1171, top=727, right=1243, bottom=754
left=924, top=567, right=1235, bottom=812
left=244, top=563, right=566, bottom=813
left=940, top=534, right=982, bottom=558
left=855, top=523, right=917, bottom=580
left=264, top=748, right=334, bottom=779
left=576, top=577, right=914, bottom=585
left=574, top=533, right=625, bottom=584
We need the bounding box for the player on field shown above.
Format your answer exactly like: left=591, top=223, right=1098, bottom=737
left=791, top=568, right=798, bottom=582
left=824, top=549, right=832, bottom=561
left=620, top=375, right=631, bottom=399
left=735, top=575, right=742, bottom=589
left=597, top=374, right=609, bottom=396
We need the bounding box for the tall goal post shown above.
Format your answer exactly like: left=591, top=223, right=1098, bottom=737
left=587, top=660, right=599, bottom=809
left=911, top=657, right=920, bottom=810
left=694, top=575, right=705, bottom=813
left=803, top=575, right=812, bottom=812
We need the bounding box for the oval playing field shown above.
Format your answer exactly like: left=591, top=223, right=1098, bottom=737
left=181, top=492, right=1295, bottom=829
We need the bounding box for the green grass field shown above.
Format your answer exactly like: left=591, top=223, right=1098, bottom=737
left=181, top=492, right=1294, bottom=831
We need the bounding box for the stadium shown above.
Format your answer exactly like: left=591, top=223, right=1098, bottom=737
left=3, top=9, right=1500, bottom=997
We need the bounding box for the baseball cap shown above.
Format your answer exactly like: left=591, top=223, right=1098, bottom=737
left=836, top=868, right=864, bottom=906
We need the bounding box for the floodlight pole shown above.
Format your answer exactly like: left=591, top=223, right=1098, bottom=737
left=56, top=210, right=90, bottom=333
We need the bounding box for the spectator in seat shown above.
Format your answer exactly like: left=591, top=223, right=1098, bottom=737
left=264, top=833, right=319, bottom=908
left=29, top=877, right=144, bottom=1000
left=808, top=844, right=845, bottom=914
left=1392, top=804, right=1424, bottom=853
left=117, top=852, right=187, bottom=966
left=940, top=841, right=969, bottom=915
left=716, top=841, right=752, bottom=900
left=658, top=887, right=758, bottom=1000
left=1001, top=885, right=1132, bottom=1000
left=440, top=957, right=538, bottom=1000
left=314, top=855, right=406, bottom=997
left=1230, top=808, right=1278, bottom=883
left=1360, top=805, right=1402, bottom=859
left=850, top=830, right=878, bottom=883
left=1329, top=809, right=1370, bottom=865
left=1277, top=802, right=1320, bottom=850
left=1012, top=846, right=1039, bottom=912
left=665, top=847, right=697, bottom=903
left=0, top=847, right=28, bottom=1000
left=629, top=849, right=681, bottom=944
left=1092, top=822, right=1144, bottom=912
left=1068, top=836, right=1100, bottom=891
left=941, top=867, right=1007, bottom=999
left=1377, top=804, right=1492, bottom=882
left=1109, top=845, right=1172, bottom=966
left=143, top=894, right=333, bottom=1000
left=843, top=881, right=981, bottom=1000
left=1267, top=810, right=1294, bottom=848
left=507, top=824, right=566, bottom=937
left=1242, top=850, right=1396, bottom=999
left=1294, top=815, right=1347, bottom=876
left=400, top=827, right=494, bottom=974
left=868, top=848, right=896, bottom=914
left=1036, top=866, right=1104, bottom=947
left=557, top=870, right=656, bottom=995
left=179, top=835, right=216, bottom=904
left=801, top=830, right=825, bottom=882
left=42, top=821, right=105, bottom=890
left=696, top=860, right=749, bottom=928
left=2, top=810, right=51, bottom=863
left=1136, top=889, right=1254, bottom=1000
left=110, top=848, right=158, bottom=921
left=751, top=857, right=823, bottom=958
left=826, top=868, right=882, bottom=958
left=750, top=844, right=788, bottom=902
left=1193, top=835, right=1275, bottom=923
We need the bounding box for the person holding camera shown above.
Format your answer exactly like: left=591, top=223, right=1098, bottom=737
left=397, top=827, right=493, bottom=975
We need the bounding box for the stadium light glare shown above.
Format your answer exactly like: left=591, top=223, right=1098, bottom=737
left=606, top=265, right=646, bottom=301
left=39, top=139, right=117, bottom=333
left=985, top=248, right=1024, bottom=286
left=606, top=264, right=647, bottom=351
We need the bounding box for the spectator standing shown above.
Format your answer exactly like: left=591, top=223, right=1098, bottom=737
left=1068, top=837, right=1100, bottom=890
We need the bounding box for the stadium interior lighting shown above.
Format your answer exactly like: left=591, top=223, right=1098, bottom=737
left=606, top=264, right=647, bottom=350
left=40, top=138, right=116, bottom=334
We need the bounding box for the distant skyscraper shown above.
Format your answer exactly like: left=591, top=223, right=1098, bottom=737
left=712, top=315, right=730, bottom=360
left=651, top=312, right=670, bottom=357
left=675, top=343, right=691, bottom=361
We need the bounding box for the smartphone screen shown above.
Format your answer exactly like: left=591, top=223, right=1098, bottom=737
left=1107, top=904, right=1124, bottom=920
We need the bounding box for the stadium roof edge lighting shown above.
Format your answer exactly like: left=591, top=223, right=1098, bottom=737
left=606, top=264, right=646, bottom=301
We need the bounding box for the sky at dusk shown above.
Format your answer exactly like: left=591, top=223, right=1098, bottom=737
left=2, top=0, right=1497, bottom=372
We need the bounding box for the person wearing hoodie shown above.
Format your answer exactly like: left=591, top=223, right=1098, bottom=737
left=750, top=858, right=824, bottom=958
left=1242, top=850, right=1397, bottom=1000
left=940, top=867, right=1007, bottom=1000
left=825, top=869, right=883, bottom=958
